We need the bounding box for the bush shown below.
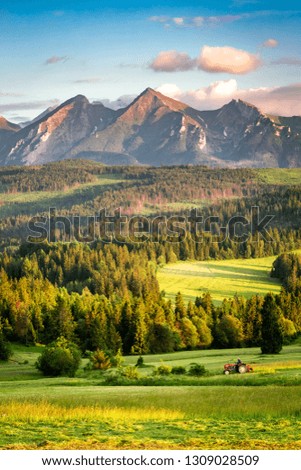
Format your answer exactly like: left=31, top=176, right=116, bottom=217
left=112, top=349, right=124, bottom=368
left=90, top=350, right=111, bottom=370
left=121, top=366, right=140, bottom=380
left=136, top=356, right=144, bottom=367
left=36, top=337, right=81, bottom=377
left=105, top=371, right=124, bottom=385
left=0, top=333, right=12, bottom=361
left=188, top=363, right=208, bottom=377
left=154, top=364, right=172, bottom=376
left=171, top=366, right=186, bottom=375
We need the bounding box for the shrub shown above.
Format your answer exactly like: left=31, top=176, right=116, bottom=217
left=121, top=366, right=140, bottom=379
left=104, top=371, right=123, bottom=385
left=0, top=333, right=12, bottom=361
left=171, top=365, right=186, bottom=375
left=113, top=349, right=124, bottom=368
left=154, top=364, right=172, bottom=376
left=36, top=337, right=81, bottom=377
left=136, top=356, right=144, bottom=367
left=188, top=363, right=208, bottom=377
left=90, top=350, right=111, bottom=370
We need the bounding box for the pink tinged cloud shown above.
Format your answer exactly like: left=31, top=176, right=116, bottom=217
left=263, top=38, right=278, bottom=48
left=173, top=17, right=184, bottom=26
left=149, top=50, right=196, bottom=72
left=45, top=56, right=69, bottom=65
left=271, top=57, right=301, bottom=66
left=156, top=80, right=301, bottom=117
left=197, top=46, right=261, bottom=74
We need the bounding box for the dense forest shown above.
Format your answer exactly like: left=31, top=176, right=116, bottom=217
left=272, top=252, right=301, bottom=295
left=0, top=161, right=301, bottom=254
left=0, top=242, right=300, bottom=355
left=0, top=161, right=301, bottom=355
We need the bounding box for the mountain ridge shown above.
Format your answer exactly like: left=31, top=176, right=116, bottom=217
left=0, top=89, right=300, bottom=168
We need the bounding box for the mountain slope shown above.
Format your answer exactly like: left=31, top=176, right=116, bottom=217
left=199, top=100, right=284, bottom=167
left=0, top=95, right=116, bottom=166
left=69, top=88, right=208, bottom=166
left=0, top=89, right=300, bottom=167
left=0, top=117, right=21, bottom=150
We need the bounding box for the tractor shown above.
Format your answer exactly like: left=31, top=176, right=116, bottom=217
left=223, top=362, right=253, bottom=375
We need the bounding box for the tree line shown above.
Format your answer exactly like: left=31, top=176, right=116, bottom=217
left=0, top=242, right=300, bottom=357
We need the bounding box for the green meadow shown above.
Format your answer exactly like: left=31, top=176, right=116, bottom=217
left=1, top=341, right=301, bottom=450
left=256, top=168, right=301, bottom=185
left=157, top=255, right=283, bottom=305
left=0, top=174, right=126, bottom=217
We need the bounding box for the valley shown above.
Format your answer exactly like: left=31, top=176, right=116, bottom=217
left=1, top=160, right=301, bottom=451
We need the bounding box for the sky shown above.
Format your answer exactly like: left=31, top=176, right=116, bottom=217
left=0, top=0, right=301, bottom=121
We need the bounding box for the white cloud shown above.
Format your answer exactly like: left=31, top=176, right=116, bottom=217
left=197, top=46, right=261, bottom=74
left=156, top=83, right=182, bottom=97
left=157, top=80, right=239, bottom=110
left=150, top=11, right=301, bottom=29
left=173, top=17, right=185, bottom=26
left=156, top=80, right=301, bottom=116
left=98, top=95, right=137, bottom=110
left=206, top=79, right=239, bottom=97
left=263, top=38, right=278, bottom=48
left=149, top=14, right=245, bottom=28
left=149, top=50, right=196, bottom=72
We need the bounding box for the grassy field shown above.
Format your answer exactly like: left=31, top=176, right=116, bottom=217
left=157, top=255, right=282, bottom=305
left=1, top=341, right=301, bottom=449
left=0, top=174, right=126, bottom=217
left=256, top=168, right=301, bottom=185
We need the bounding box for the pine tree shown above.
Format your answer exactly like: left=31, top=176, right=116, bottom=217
left=261, top=293, right=283, bottom=354
left=175, top=292, right=186, bottom=321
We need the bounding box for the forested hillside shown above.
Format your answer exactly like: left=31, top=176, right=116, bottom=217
left=0, top=161, right=301, bottom=355
left=0, top=241, right=300, bottom=355
left=0, top=161, right=301, bottom=250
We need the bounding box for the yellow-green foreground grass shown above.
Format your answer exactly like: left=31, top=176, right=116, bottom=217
left=1, top=342, right=301, bottom=450
left=1, top=390, right=301, bottom=450
left=157, top=255, right=283, bottom=305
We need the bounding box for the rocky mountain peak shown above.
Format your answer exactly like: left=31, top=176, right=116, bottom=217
left=118, top=87, right=187, bottom=124
left=0, top=116, right=20, bottom=131
left=0, top=88, right=300, bottom=168
left=69, top=94, right=90, bottom=105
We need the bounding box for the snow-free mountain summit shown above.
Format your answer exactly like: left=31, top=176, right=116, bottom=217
left=0, top=88, right=300, bottom=167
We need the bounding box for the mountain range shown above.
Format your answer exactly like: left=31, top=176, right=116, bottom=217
left=0, top=88, right=300, bottom=167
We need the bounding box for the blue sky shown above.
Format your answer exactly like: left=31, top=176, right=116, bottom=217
left=1, top=0, right=301, bottom=120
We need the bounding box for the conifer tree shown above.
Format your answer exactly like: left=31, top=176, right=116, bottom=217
left=261, top=293, right=283, bottom=354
